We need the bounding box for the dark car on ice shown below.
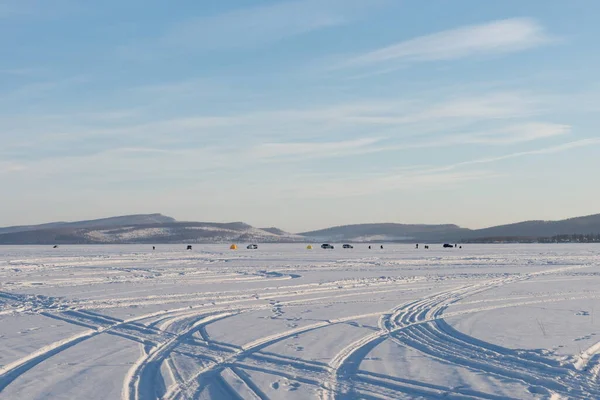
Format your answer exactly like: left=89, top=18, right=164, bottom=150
left=342, top=244, right=353, bottom=249
left=321, top=244, right=334, bottom=249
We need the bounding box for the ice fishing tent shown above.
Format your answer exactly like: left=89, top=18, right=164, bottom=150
left=230, top=244, right=238, bottom=250
left=306, top=245, right=313, bottom=249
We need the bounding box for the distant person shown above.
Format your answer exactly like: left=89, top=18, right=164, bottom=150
left=380, top=245, right=383, bottom=249
left=186, top=245, right=192, bottom=250
left=152, top=246, right=155, bottom=250
left=368, top=245, right=371, bottom=249
left=416, top=244, right=419, bottom=249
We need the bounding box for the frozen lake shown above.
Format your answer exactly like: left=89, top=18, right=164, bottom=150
left=1, top=244, right=599, bottom=399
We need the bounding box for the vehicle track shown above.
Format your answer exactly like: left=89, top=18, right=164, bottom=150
left=123, top=311, right=238, bottom=400
left=3, top=262, right=598, bottom=399
left=163, top=312, right=381, bottom=400
left=325, top=265, right=600, bottom=399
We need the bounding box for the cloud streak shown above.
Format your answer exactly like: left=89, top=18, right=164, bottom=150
left=453, top=123, right=570, bottom=145
left=451, top=138, right=600, bottom=168
left=160, top=0, right=385, bottom=51
left=251, top=137, right=382, bottom=159
left=283, top=170, right=498, bottom=199
left=276, top=137, right=600, bottom=199
left=343, top=18, right=552, bottom=68
left=0, top=161, right=25, bottom=174
left=0, top=90, right=541, bottom=150
left=246, top=122, right=569, bottom=163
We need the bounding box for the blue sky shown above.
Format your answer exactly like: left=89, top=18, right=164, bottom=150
left=1, top=0, right=600, bottom=232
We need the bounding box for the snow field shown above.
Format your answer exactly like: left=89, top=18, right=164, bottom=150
left=1, top=244, right=600, bottom=399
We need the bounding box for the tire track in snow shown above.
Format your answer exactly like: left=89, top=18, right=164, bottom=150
left=325, top=264, right=600, bottom=399
left=4, top=261, right=594, bottom=399
left=0, top=304, right=234, bottom=395
left=0, top=328, right=100, bottom=393
left=123, top=311, right=237, bottom=400
left=575, top=340, right=600, bottom=371
left=391, top=325, right=575, bottom=396
left=355, top=371, right=517, bottom=400
left=219, top=367, right=265, bottom=400
left=0, top=281, right=408, bottom=397
left=163, top=312, right=382, bottom=400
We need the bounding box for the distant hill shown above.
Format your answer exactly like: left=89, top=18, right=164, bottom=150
left=0, top=215, right=303, bottom=244
left=2, top=212, right=600, bottom=244
left=300, top=223, right=468, bottom=242
left=0, top=213, right=175, bottom=235
left=300, top=214, right=600, bottom=243
left=260, top=227, right=293, bottom=236
left=465, top=213, right=600, bottom=241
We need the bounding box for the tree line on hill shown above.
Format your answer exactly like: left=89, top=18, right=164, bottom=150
left=464, top=233, right=600, bottom=243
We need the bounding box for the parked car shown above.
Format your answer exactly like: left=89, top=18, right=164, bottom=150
left=247, top=244, right=258, bottom=249
left=443, top=243, right=453, bottom=248
left=342, top=244, right=354, bottom=249
left=321, top=243, right=334, bottom=249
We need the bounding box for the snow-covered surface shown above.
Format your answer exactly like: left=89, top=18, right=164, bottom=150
left=80, top=225, right=305, bottom=244
left=1, top=244, right=600, bottom=399
left=348, top=234, right=415, bottom=242
left=85, top=227, right=173, bottom=242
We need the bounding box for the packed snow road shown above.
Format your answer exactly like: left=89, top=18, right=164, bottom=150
left=1, top=244, right=600, bottom=399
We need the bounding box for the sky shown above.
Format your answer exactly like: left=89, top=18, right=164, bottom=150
left=1, top=0, right=600, bottom=232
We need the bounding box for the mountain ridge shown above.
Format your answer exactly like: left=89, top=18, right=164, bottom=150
left=1, top=213, right=600, bottom=244
left=0, top=213, right=175, bottom=235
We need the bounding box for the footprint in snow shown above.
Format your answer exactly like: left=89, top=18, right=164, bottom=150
left=528, top=386, right=549, bottom=395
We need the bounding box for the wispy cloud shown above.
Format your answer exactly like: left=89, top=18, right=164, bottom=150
left=0, top=90, right=551, bottom=163
left=449, top=138, right=600, bottom=169
left=275, top=137, right=600, bottom=199
left=246, top=123, right=569, bottom=163
left=342, top=18, right=552, bottom=68
left=159, top=0, right=385, bottom=51
left=335, top=122, right=572, bottom=156
left=277, top=169, right=498, bottom=199
left=454, top=123, right=570, bottom=145
left=250, top=137, right=382, bottom=159
left=0, top=75, right=89, bottom=104
left=0, top=161, right=25, bottom=174
left=405, top=137, right=600, bottom=177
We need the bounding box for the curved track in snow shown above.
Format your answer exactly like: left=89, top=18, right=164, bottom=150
left=2, top=245, right=600, bottom=399
left=325, top=265, right=600, bottom=399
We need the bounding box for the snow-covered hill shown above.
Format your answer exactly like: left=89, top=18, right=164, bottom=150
left=0, top=217, right=305, bottom=244
left=3, top=212, right=600, bottom=244
left=79, top=223, right=306, bottom=244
